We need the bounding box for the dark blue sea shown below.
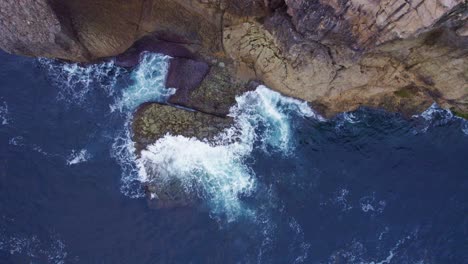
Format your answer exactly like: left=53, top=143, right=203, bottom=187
left=0, top=50, right=467, bottom=264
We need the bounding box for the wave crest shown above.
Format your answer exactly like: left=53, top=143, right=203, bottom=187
left=38, top=58, right=123, bottom=104
left=137, top=85, right=322, bottom=221
left=113, top=53, right=175, bottom=112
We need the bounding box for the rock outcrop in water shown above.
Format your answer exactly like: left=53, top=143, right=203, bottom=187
left=132, top=103, right=232, bottom=153
left=4, top=0, right=465, bottom=208
left=1, top=0, right=467, bottom=117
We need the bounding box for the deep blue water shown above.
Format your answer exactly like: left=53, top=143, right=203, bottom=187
left=0, top=50, right=467, bottom=264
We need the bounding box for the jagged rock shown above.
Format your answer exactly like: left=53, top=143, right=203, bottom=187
left=283, top=0, right=464, bottom=48
left=223, top=4, right=468, bottom=117
left=1, top=0, right=466, bottom=116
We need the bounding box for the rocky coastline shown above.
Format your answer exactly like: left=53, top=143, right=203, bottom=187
left=1, top=0, right=466, bottom=117
left=1, top=0, right=467, bottom=207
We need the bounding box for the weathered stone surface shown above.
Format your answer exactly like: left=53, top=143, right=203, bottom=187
left=115, top=36, right=197, bottom=68
left=0, top=0, right=226, bottom=61
left=166, top=58, right=210, bottom=105
left=1, top=0, right=466, bottom=117
left=0, top=0, right=90, bottom=61
left=132, top=103, right=232, bottom=153
left=284, top=0, right=464, bottom=48
left=169, top=64, right=253, bottom=116
left=132, top=102, right=234, bottom=207
left=223, top=8, right=468, bottom=117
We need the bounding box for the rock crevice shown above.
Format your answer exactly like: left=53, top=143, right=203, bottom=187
left=0, top=0, right=466, bottom=117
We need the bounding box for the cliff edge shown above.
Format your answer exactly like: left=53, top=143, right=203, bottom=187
left=1, top=0, right=467, bottom=117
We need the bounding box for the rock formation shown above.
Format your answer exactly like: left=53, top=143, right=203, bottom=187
left=1, top=0, right=467, bottom=206
left=1, top=0, right=466, bottom=117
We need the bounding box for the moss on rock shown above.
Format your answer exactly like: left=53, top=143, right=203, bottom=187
left=132, top=103, right=233, bottom=153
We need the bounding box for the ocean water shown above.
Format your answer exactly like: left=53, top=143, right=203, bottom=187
left=0, top=50, right=467, bottom=263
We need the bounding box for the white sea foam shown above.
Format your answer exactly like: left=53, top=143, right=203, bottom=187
left=0, top=231, right=68, bottom=264
left=412, top=103, right=467, bottom=135
left=8, top=136, right=24, bottom=146
left=112, top=114, right=145, bottom=198
left=328, top=235, right=412, bottom=264
left=332, top=188, right=353, bottom=212
left=113, top=53, right=175, bottom=112
left=462, top=119, right=468, bottom=135
left=136, top=85, right=321, bottom=221
left=66, top=149, right=91, bottom=165
left=359, top=193, right=386, bottom=214
left=0, top=100, right=8, bottom=125
left=110, top=53, right=176, bottom=198
left=38, top=58, right=123, bottom=104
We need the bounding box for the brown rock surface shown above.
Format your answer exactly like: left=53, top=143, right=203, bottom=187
left=132, top=103, right=232, bottom=153
left=166, top=58, right=211, bottom=105
left=169, top=64, right=253, bottom=116
left=0, top=0, right=467, bottom=117
left=223, top=2, right=468, bottom=117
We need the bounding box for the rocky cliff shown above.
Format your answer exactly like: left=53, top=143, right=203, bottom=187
left=1, top=0, right=467, bottom=117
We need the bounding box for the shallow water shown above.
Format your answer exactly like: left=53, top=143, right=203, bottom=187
left=0, top=50, right=467, bottom=263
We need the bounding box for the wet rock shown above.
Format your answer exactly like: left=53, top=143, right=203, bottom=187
left=169, top=65, right=253, bottom=116
left=223, top=13, right=468, bottom=117
left=132, top=102, right=234, bottom=208
left=166, top=58, right=210, bottom=105
left=132, top=103, right=232, bottom=153
left=115, top=36, right=197, bottom=68
left=1, top=0, right=466, bottom=116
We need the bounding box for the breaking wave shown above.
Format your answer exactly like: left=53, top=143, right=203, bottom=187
left=112, top=52, right=175, bottom=112
left=412, top=103, right=467, bottom=135
left=111, top=114, right=145, bottom=198
left=66, top=149, right=91, bottom=165
left=137, top=85, right=322, bottom=221
left=38, top=58, right=123, bottom=104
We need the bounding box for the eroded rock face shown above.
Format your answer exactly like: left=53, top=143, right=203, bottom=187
left=0, top=0, right=227, bottom=61
left=284, top=0, right=463, bottom=48
left=1, top=0, right=466, bottom=117
left=4, top=0, right=465, bottom=207
left=0, top=0, right=90, bottom=61
left=223, top=2, right=468, bottom=117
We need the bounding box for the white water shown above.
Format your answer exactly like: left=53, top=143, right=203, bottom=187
left=0, top=230, right=68, bottom=264
left=113, top=52, right=175, bottom=112
left=413, top=103, right=467, bottom=135
left=137, top=85, right=322, bottom=221
left=111, top=114, right=145, bottom=198
left=38, top=58, right=123, bottom=104
left=66, top=149, right=91, bottom=165
left=0, top=99, right=8, bottom=125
